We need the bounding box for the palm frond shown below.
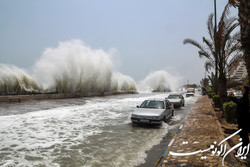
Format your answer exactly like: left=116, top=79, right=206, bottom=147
left=203, top=37, right=215, bottom=54
left=226, top=42, right=241, bottom=55
left=198, top=50, right=212, bottom=60
left=222, top=22, right=240, bottom=53
left=225, top=31, right=240, bottom=50
left=216, top=4, right=232, bottom=49
left=219, top=3, right=231, bottom=24
left=228, top=0, right=240, bottom=7
left=207, top=13, right=215, bottom=40
left=183, top=39, right=203, bottom=50
left=226, top=53, right=243, bottom=73
left=204, top=60, right=214, bottom=72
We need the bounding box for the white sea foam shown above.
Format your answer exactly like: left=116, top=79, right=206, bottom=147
left=0, top=93, right=180, bottom=167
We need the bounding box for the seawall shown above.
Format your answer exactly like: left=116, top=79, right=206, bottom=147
left=0, top=91, right=137, bottom=103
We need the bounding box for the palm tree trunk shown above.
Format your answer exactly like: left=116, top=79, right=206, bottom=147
left=218, top=50, right=227, bottom=106
left=238, top=0, right=250, bottom=85
left=219, top=74, right=227, bottom=107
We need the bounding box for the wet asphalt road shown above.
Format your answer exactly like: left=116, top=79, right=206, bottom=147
left=137, top=101, right=195, bottom=167
left=0, top=93, right=197, bottom=167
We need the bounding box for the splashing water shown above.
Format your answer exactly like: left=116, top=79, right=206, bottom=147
left=0, top=64, right=40, bottom=95
left=0, top=40, right=137, bottom=95
left=33, top=40, right=135, bottom=93
left=111, top=71, right=137, bottom=91
left=0, top=40, right=184, bottom=95
left=34, top=40, right=113, bottom=93
left=138, top=70, right=182, bottom=92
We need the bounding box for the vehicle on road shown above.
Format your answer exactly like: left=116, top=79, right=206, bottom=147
left=167, top=94, right=185, bottom=108
left=234, top=91, right=242, bottom=99
left=186, top=88, right=195, bottom=97
left=131, top=98, right=174, bottom=125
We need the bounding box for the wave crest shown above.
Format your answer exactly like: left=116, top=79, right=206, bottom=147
left=138, top=70, right=182, bottom=92
left=0, top=64, right=40, bottom=95
left=33, top=40, right=137, bottom=93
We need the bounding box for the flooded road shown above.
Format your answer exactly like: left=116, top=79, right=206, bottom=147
left=0, top=92, right=198, bottom=167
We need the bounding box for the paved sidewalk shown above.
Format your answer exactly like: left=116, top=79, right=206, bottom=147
left=157, top=96, right=241, bottom=167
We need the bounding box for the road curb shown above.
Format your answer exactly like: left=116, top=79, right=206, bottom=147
left=154, top=123, right=185, bottom=167
left=156, top=96, right=241, bottom=167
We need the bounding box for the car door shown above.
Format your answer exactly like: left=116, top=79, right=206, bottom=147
left=165, top=100, right=172, bottom=118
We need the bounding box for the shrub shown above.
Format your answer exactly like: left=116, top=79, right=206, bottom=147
left=206, top=88, right=215, bottom=98
left=223, top=102, right=237, bottom=124
left=212, top=95, right=221, bottom=108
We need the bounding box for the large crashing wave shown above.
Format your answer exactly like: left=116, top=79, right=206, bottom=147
left=111, top=72, right=137, bottom=91
left=33, top=40, right=137, bottom=93
left=138, top=70, right=182, bottom=92
left=0, top=40, right=137, bottom=95
left=0, top=64, right=40, bottom=95
left=0, top=40, right=184, bottom=95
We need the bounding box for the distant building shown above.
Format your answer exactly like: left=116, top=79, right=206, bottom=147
left=228, top=58, right=247, bottom=83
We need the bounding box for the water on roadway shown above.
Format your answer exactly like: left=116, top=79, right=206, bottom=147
left=0, top=92, right=198, bottom=167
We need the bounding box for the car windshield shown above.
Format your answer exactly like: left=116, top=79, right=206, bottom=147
left=168, top=95, right=180, bottom=99
left=235, top=92, right=242, bottom=96
left=140, top=100, right=164, bottom=109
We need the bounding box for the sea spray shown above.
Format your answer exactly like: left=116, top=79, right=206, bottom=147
left=33, top=40, right=137, bottom=93
left=138, top=70, right=182, bottom=92
left=111, top=71, right=137, bottom=91
left=0, top=64, right=40, bottom=95
left=0, top=40, right=182, bottom=95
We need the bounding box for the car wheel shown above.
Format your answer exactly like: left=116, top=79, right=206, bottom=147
left=163, top=116, right=168, bottom=123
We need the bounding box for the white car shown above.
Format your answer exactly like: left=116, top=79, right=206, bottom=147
left=131, top=98, right=174, bottom=125
left=186, top=88, right=195, bottom=97
left=167, top=94, right=185, bottom=108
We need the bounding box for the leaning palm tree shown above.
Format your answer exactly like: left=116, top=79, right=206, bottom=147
left=183, top=4, right=241, bottom=104
left=229, top=0, right=250, bottom=85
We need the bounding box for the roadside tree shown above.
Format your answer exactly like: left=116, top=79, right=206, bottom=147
left=183, top=4, right=241, bottom=104
left=229, top=0, right=250, bottom=85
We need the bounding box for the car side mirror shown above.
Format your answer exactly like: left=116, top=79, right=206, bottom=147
left=136, top=105, right=140, bottom=108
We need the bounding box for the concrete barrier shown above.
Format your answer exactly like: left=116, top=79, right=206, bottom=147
left=0, top=91, right=137, bottom=103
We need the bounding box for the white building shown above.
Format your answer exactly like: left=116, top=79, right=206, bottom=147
left=228, top=60, right=247, bottom=82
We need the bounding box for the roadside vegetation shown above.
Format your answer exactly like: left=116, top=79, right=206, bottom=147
left=184, top=0, right=250, bottom=124
left=184, top=3, right=241, bottom=105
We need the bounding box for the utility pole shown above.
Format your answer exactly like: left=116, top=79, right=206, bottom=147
left=214, top=0, right=217, bottom=32
left=213, top=0, right=219, bottom=94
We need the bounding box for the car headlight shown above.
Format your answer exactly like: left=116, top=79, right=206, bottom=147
left=152, top=116, right=160, bottom=120
left=131, top=114, right=137, bottom=118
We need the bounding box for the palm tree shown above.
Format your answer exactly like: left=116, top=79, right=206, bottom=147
left=183, top=14, right=219, bottom=94
left=183, top=4, right=241, bottom=104
left=229, top=0, right=250, bottom=85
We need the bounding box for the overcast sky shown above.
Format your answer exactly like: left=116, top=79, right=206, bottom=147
left=0, top=0, right=237, bottom=84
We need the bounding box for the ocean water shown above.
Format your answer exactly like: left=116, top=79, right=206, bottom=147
left=0, top=92, right=198, bottom=167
